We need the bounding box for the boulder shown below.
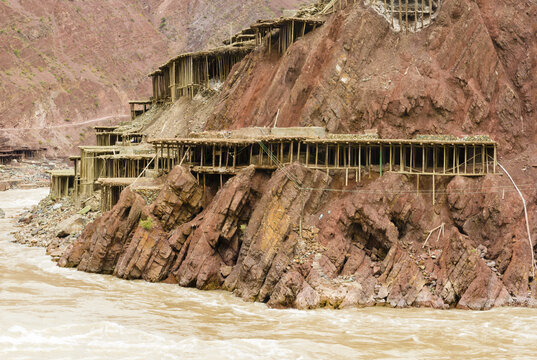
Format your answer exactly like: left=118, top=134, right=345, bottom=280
left=56, top=215, right=87, bottom=238
left=0, top=181, right=10, bottom=192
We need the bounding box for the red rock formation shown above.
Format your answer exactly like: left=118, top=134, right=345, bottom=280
left=60, top=0, right=537, bottom=310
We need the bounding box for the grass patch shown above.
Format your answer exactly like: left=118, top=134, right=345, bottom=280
left=139, top=217, right=153, bottom=231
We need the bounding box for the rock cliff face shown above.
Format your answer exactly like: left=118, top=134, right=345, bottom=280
left=60, top=0, right=537, bottom=310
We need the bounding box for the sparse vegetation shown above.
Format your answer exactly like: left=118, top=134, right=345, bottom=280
left=13, top=49, right=20, bottom=58
left=139, top=218, right=153, bottom=231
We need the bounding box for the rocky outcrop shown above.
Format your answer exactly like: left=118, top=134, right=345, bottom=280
left=59, top=166, right=203, bottom=275
left=60, top=160, right=535, bottom=310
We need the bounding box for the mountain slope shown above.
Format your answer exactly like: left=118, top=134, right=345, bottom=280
left=0, top=0, right=310, bottom=154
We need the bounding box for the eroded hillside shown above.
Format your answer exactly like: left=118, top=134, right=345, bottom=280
left=0, top=0, right=311, bottom=155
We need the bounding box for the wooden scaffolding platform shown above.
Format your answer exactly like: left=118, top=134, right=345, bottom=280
left=49, top=169, right=75, bottom=199
left=251, top=17, right=325, bottom=54
left=98, top=177, right=162, bottom=212
left=79, top=146, right=119, bottom=196
left=129, top=100, right=152, bottom=121
left=149, top=44, right=253, bottom=102
left=96, top=132, right=145, bottom=146
left=150, top=135, right=498, bottom=203
left=368, top=0, right=441, bottom=32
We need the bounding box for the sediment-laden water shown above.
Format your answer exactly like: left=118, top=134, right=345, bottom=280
left=1, top=189, right=536, bottom=359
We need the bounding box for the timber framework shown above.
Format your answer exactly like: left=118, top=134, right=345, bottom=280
left=150, top=129, right=498, bottom=204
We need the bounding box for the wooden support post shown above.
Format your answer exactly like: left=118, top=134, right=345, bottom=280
left=433, top=145, right=437, bottom=176
left=306, top=144, right=310, bottom=167
left=482, top=144, right=486, bottom=174
left=493, top=145, right=497, bottom=174
left=325, top=144, right=329, bottom=175
left=358, top=145, right=361, bottom=182
left=464, top=144, right=467, bottom=175
left=379, top=144, right=383, bottom=176
left=454, top=146, right=458, bottom=175
left=233, top=146, right=237, bottom=169
left=433, top=173, right=436, bottom=205
left=212, top=145, right=216, bottom=169
left=155, top=145, right=160, bottom=172
left=422, top=145, right=425, bottom=173
left=443, top=145, right=447, bottom=174
left=400, top=144, right=404, bottom=172
left=368, top=145, right=372, bottom=178
left=315, top=144, right=319, bottom=168
left=171, top=61, right=176, bottom=102
left=414, top=0, right=418, bottom=31
left=389, top=144, right=393, bottom=171
left=473, top=145, right=476, bottom=174
left=399, top=0, right=403, bottom=32
left=167, top=144, right=171, bottom=171
left=336, top=144, right=340, bottom=169
left=290, top=142, right=294, bottom=163
left=343, top=145, right=347, bottom=169
left=268, top=27, right=272, bottom=56
left=348, top=145, right=351, bottom=173
left=391, top=0, right=395, bottom=27
left=410, top=144, right=413, bottom=173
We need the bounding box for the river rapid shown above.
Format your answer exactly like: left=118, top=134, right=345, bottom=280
left=1, top=189, right=537, bottom=359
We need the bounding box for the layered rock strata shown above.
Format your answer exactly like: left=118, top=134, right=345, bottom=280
left=60, top=163, right=537, bottom=310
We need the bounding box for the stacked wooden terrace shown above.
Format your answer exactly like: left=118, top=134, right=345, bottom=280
left=98, top=153, right=155, bottom=178
left=149, top=44, right=254, bottom=102
left=369, top=0, right=441, bottom=32
left=49, top=169, right=75, bottom=199
left=95, top=126, right=145, bottom=146
left=98, top=177, right=161, bottom=212
left=78, top=146, right=119, bottom=196
left=251, top=17, right=325, bottom=54
left=223, top=28, right=256, bottom=46
left=129, top=100, right=153, bottom=121
left=0, top=146, right=44, bottom=164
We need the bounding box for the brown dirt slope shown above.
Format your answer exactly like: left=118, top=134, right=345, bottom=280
left=0, top=0, right=310, bottom=155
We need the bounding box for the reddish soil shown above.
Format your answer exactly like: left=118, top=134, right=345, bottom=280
left=0, top=0, right=309, bottom=156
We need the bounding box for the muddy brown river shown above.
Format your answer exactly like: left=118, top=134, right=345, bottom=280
left=1, top=189, right=536, bottom=359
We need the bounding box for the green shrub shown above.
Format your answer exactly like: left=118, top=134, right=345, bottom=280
left=139, top=217, right=153, bottom=231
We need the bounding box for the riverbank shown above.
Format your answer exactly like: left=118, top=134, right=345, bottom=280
left=3, top=189, right=537, bottom=360
left=12, top=192, right=100, bottom=261
left=0, top=159, right=67, bottom=191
